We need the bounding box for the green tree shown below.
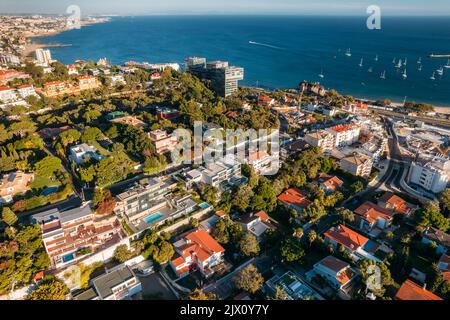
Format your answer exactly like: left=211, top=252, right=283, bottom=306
left=92, top=188, right=106, bottom=206
left=200, top=185, right=218, bottom=205
left=238, top=232, right=260, bottom=257
left=358, top=260, right=393, bottom=297
left=59, top=129, right=81, bottom=147
left=417, top=201, right=449, bottom=232
left=280, top=238, right=305, bottom=263
left=273, top=286, right=290, bottom=300
left=35, top=156, right=62, bottom=178
left=113, top=244, right=134, bottom=263
left=152, top=241, right=174, bottom=264
left=26, top=276, right=69, bottom=300
left=233, top=264, right=264, bottom=294
left=336, top=207, right=355, bottom=225
left=350, top=181, right=364, bottom=194
left=233, top=185, right=254, bottom=212
left=1, top=207, right=18, bottom=226
left=439, top=188, right=450, bottom=215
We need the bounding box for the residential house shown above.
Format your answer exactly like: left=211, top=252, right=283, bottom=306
left=247, top=150, right=277, bottom=175
left=257, top=95, right=275, bottom=106
left=437, top=254, right=450, bottom=284
left=110, top=116, right=147, bottom=129
left=326, top=123, right=361, bottom=147
left=340, top=152, right=373, bottom=178
left=277, top=188, right=312, bottom=215
left=69, top=143, right=106, bottom=164
left=199, top=211, right=226, bottom=232
left=156, top=107, right=180, bottom=120
left=148, top=130, right=178, bottom=154
left=311, top=255, right=357, bottom=291
left=0, top=171, right=34, bottom=203
left=280, top=139, right=310, bottom=162
left=77, top=75, right=101, bottom=91
left=77, top=265, right=142, bottom=300
left=421, top=227, right=450, bottom=255
left=324, top=224, right=381, bottom=262
left=31, top=204, right=123, bottom=267
left=314, top=173, right=344, bottom=193
left=109, top=75, right=126, bottom=86
left=41, top=81, right=71, bottom=97
left=304, top=130, right=335, bottom=154
left=377, top=192, right=417, bottom=216
left=395, top=280, right=443, bottom=300
left=266, top=271, right=323, bottom=300
left=170, top=229, right=225, bottom=279
left=354, top=201, right=394, bottom=231
left=236, top=211, right=275, bottom=240
left=67, top=65, right=79, bottom=75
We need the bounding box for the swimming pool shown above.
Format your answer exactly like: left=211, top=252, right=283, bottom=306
left=62, top=253, right=74, bottom=263
left=144, top=212, right=163, bottom=224
left=199, top=202, right=210, bottom=209
left=41, top=186, right=59, bottom=196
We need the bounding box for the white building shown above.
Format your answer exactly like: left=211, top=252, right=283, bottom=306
left=407, top=158, right=450, bottom=194
left=326, top=123, right=361, bottom=147
left=91, top=265, right=142, bottom=300
left=311, top=256, right=357, bottom=291
left=247, top=150, right=278, bottom=175
left=17, top=84, right=37, bottom=98
left=69, top=143, right=106, bottom=164
left=34, top=48, right=52, bottom=66
left=304, top=130, right=335, bottom=153
left=0, top=86, right=17, bottom=102
left=109, top=75, right=126, bottom=86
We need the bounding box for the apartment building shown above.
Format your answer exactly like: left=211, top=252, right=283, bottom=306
left=148, top=130, right=178, bottom=154
left=0, top=171, right=34, bottom=203
left=304, top=130, right=335, bottom=153
left=17, top=84, right=37, bottom=98
left=407, top=158, right=450, bottom=194
left=186, top=57, right=244, bottom=97
left=42, top=81, right=70, bottom=97
left=247, top=150, right=277, bottom=175
left=170, top=229, right=225, bottom=278
left=326, top=123, right=361, bottom=147
left=31, top=204, right=123, bottom=267
left=34, top=48, right=52, bottom=66
left=77, top=75, right=101, bottom=91
left=340, top=152, right=373, bottom=178
left=0, top=86, right=17, bottom=102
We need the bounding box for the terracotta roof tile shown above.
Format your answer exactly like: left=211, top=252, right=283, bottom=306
left=395, top=280, right=443, bottom=300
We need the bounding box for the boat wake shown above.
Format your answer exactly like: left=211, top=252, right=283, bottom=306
left=249, top=41, right=283, bottom=50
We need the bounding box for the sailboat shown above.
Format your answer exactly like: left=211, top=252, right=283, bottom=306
left=430, top=72, right=436, bottom=80
left=402, top=69, right=407, bottom=79
left=396, top=59, right=402, bottom=68
left=345, top=48, right=352, bottom=57
left=318, top=69, right=324, bottom=78
left=374, top=54, right=379, bottom=62
left=417, top=57, right=422, bottom=64
left=445, top=59, right=450, bottom=69
left=392, top=58, right=396, bottom=64
left=380, top=70, right=386, bottom=79
left=437, top=66, right=444, bottom=76
left=403, top=58, right=408, bottom=66
left=418, top=64, right=423, bottom=71
left=368, top=67, right=373, bottom=73
left=359, top=58, right=364, bottom=67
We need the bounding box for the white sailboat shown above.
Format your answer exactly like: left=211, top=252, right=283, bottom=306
left=345, top=48, right=352, bottom=57
left=403, top=58, right=408, bottom=66
left=402, top=69, right=407, bottom=79
left=437, top=66, right=444, bottom=76
left=430, top=72, right=436, bottom=80
left=368, top=67, right=373, bottom=73
left=318, top=69, right=324, bottom=78
left=396, top=59, right=402, bottom=68
left=418, top=64, right=423, bottom=71
left=445, top=59, right=450, bottom=69
left=392, top=57, right=396, bottom=64
left=417, top=57, right=422, bottom=64
left=380, top=70, right=386, bottom=79
left=359, top=58, right=364, bottom=67
left=374, top=54, right=379, bottom=62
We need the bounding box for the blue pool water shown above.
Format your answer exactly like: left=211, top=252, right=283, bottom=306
left=144, top=212, right=163, bottom=224
left=62, top=253, right=75, bottom=263
left=41, top=186, right=59, bottom=196
left=199, top=202, right=210, bottom=209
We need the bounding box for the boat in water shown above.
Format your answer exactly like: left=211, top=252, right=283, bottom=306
left=445, top=59, right=450, bottom=69
left=380, top=70, right=386, bottom=79
left=318, top=69, right=324, bottom=78
left=345, top=48, right=352, bottom=57
left=418, top=64, right=423, bottom=71
left=359, top=58, right=363, bottom=67
left=396, top=59, right=402, bottom=68
left=437, top=66, right=444, bottom=76
left=402, top=69, right=407, bottom=79
left=368, top=67, right=373, bottom=73
left=417, top=57, right=422, bottom=64
left=430, top=72, right=436, bottom=80
left=374, top=54, right=379, bottom=62
left=403, top=58, right=408, bottom=66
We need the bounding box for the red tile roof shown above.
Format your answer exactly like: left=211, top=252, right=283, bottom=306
left=395, top=280, right=443, bottom=300
left=322, top=175, right=344, bottom=191
left=379, top=192, right=411, bottom=214
left=249, top=150, right=269, bottom=162
left=0, top=86, right=13, bottom=91
left=324, top=224, right=368, bottom=251
left=255, top=210, right=269, bottom=222
left=277, top=188, right=312, bottom=209
left=330, top=123, right=359, bottom=133
left=354, top=201, right=393, bottom=224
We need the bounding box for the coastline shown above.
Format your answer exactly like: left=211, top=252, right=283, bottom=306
left=22, top=18, right=110, bottom=59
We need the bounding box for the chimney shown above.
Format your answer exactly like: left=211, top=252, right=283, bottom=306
left=423, top=283, right=427, bottom=290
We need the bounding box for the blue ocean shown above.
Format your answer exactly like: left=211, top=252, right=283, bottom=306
left=37, top=16, right=450, bottom=105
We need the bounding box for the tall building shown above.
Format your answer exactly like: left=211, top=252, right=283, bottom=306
left=340, top=152, right=373, bottom=178
left=34, top=48, right=52, bottom=66
left=407, top=158, right=450, bottom=194
left=185, top=57, right=244, bottom=97
left=326, top=123, right=361, bottom=147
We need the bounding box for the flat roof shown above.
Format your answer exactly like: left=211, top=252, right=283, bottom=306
left=93, top=265, right=137, bottom=299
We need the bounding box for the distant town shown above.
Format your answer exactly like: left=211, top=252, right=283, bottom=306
left=0, top=15, right=449, bottom=301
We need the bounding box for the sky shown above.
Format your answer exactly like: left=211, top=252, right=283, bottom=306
left=0, top=0, right=449, bottom=16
